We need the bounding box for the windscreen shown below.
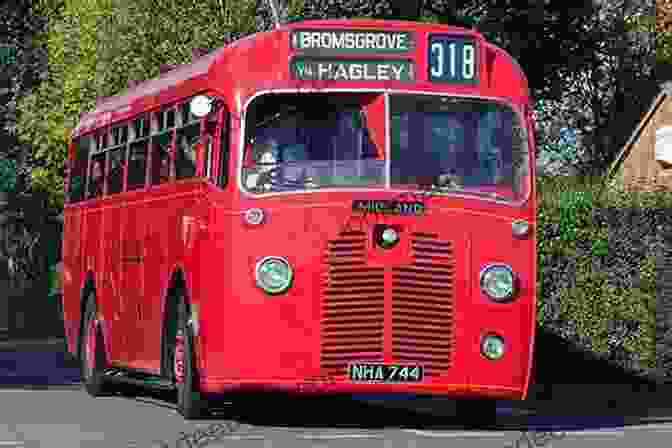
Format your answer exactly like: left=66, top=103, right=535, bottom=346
left=242, top=92, right=530, bottom=202
left=390, top=94, right=530, bottom=202
left=242, top=93, right=385, bottom=193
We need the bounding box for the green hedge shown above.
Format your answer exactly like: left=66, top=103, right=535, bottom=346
left=537, top=175, right=672, bottom=377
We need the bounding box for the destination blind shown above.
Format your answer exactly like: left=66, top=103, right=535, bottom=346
left=291, top=58, right=414, bottom=82
left=291, top=29, right=414, bottom=53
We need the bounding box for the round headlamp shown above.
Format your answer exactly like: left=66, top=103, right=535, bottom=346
left=255, top=256, right=293, bottom=294
left=480, top=264, right=516, bottom=302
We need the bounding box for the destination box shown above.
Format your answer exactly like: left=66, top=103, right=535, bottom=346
left=291, top=58, right=414, bottom=82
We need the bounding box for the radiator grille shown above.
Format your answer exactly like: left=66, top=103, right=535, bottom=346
left=392, top=232, right=454, bottom=377
left=320, top=231, right=384, bottom=376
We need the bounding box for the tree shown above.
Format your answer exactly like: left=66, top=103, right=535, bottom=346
left=533, top=0, right=656, bottom=176
left=656, top=0, right=672, bottom=66
left=16, top=0, right=270, bottom=209
left=16, top=0, right=659, bottom=206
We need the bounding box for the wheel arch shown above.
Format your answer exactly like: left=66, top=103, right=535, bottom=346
left=76, top=271, right=96, bottom=361
left=161, top=266, right=191, bottom=377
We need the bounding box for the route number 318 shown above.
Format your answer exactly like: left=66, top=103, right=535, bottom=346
left=429, top=39, right=476, bottom=82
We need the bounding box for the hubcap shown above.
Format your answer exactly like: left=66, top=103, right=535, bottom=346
left=85, top=318, right=97, bottom=378
left=174, top=332, right=185, bottom=384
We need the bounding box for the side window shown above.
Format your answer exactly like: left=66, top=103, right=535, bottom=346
left=138, top=115, right=150, bottom=138
left=175, top=122, right=200, bottom=180
left=151, top=132, right=173, bottom=185
left=127, top=140, right=148, bottom=190
left=217, top=110, right=229, bottom=187
left=88, top=152, right=106, bottom=199
left=108, top=148, right=125, bottom=194
left=127, top=115, right=149, bottom=190
left=67, top=134, right=91, bottom=203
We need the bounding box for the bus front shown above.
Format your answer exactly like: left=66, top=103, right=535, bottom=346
left=208, top=21, right=536, bottom=404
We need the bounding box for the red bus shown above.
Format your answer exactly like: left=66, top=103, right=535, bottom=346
left=62, top=18, right=537, bottom=420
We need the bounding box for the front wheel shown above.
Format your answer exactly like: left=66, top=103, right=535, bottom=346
left=174, top=298, right=205, bottom=419
left=80, top=295, right=109, bottom=397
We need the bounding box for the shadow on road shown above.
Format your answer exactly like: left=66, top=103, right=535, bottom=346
left=0, top=339, right=80, bottom=388
left=2, top=328, right=671, bottom=433
left=195, top=326, right=672, bottom=432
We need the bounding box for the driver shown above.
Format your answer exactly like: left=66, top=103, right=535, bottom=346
left=245, top=138, right=280, bottom=191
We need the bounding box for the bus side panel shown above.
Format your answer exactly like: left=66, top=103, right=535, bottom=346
left=143, top=193, right=175, bottom=374
left=198, top=201, right=233, bottom=381
left=102, top=199, right=124, bottom=365
left=138, top=187, right=204, bottom=373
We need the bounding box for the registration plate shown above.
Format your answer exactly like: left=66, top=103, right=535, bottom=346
left=349, top=363, right=424, bottom=382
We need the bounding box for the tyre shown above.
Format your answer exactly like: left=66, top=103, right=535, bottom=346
left=174, top=295, right=205, bottom=419
left=80, top=294, right=109, bottom=397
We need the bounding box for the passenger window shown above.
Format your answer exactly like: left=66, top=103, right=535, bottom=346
left=108, top=148, right=125, bottom=194
left=151, top=132, right=173, bottom=185
left=68, top=135, right=91, bottom=203
left=134, top=115, right=150, bottom=139
left=179, top=103, right=191, bottom=126
left=88, top=153, right=106, bottom=198
left=166, top=108, right=176, bottom=129
left=127, top=140, right=148, bottom=190
left=217, top=111, right=229, bottom=187
left=175, top=122, right=200, bottom=180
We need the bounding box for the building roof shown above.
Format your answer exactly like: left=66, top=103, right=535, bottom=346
left=604, top=82, right=672, bottom=182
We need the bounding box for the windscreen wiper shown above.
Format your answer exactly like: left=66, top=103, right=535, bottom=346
left=426, top=175, right=508, bottom=201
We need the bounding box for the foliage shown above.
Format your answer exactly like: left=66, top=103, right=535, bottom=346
left=537, top=175, right=669, bottom=374
left=534, top=0, right=656, bottom=177
left=656, top=0, right=672, bottom=64
left=16, top=0, right=270, bottom=209
left=0, top=157, right=18, bottom=193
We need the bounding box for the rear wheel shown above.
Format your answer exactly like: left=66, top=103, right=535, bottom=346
left=80, top=295, right=109, bottom=397
left=174, top=295, right=204, bottom=419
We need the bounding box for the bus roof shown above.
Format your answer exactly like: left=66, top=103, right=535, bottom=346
left=73, top=19, right=527, bottom=138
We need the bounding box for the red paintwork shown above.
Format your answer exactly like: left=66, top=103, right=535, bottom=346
left=62, top=19, right=537, bottom=401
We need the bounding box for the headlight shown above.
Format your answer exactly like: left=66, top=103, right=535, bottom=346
left=480, top=264, right=516, bottom=302
left=255, top=256, right=293, bottom=294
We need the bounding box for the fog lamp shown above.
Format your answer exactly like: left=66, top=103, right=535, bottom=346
left=481, top=334, right=505, bottom=360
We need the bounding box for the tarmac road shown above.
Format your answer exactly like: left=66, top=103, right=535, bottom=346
left=1, top=338, right=672, bottom=448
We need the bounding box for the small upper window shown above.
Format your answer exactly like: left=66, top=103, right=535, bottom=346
left=156, top=106, right=177, bottom=133
left=180, top=102, right=195, bottom=126
left=112, top=125, right=128, bottom=146
left=133, top=115, right=150, bottom=139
